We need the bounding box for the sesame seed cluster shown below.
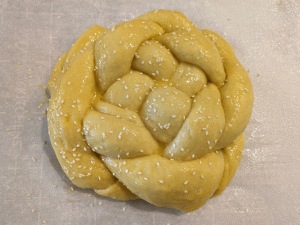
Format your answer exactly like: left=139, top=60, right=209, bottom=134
left=47, top=10, right=253, bottom=212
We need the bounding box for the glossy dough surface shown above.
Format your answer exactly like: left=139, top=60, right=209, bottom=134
left=47, top=10, right=253, bottom=212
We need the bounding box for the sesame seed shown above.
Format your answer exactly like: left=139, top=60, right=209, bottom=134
left=118, top=132, right=122, bottom=139
left=159, top=180, right=164, bottom=183
left=119, top=41, right=122, bottom=44
left=184, top=181, right=188, bottom=185
left=201, top=175, right=204, bottom=179
left=144, top=177, right=148, bottom=180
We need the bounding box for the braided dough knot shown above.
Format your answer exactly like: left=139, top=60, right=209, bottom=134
left=47, top=10, right=253, bottom=212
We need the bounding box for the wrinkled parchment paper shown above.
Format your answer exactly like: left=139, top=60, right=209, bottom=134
left=0, top=0, right=299, bottom=224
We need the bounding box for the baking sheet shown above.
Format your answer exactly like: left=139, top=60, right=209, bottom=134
left=0, top=0, right=300, bottom=224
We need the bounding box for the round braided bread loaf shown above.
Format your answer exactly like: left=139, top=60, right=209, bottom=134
left=47, top=10, right=253, bottom=212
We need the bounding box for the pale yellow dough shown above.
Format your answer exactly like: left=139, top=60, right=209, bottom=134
left=47, top=10, right=253, bottom=212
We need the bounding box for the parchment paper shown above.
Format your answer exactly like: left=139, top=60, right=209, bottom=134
left=0, top=0, right=299, bottom=224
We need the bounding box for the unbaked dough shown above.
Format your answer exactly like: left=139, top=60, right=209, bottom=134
left=47, top=9, right=253, bottom=212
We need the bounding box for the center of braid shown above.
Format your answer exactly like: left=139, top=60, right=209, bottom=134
left=82, top=18, right=226, bottom=161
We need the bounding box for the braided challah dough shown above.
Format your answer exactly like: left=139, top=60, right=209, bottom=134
left=47, top=10, right=253, bottom=212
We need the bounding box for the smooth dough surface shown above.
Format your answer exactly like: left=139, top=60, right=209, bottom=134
left=48, top=9, right=253, bottom=212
